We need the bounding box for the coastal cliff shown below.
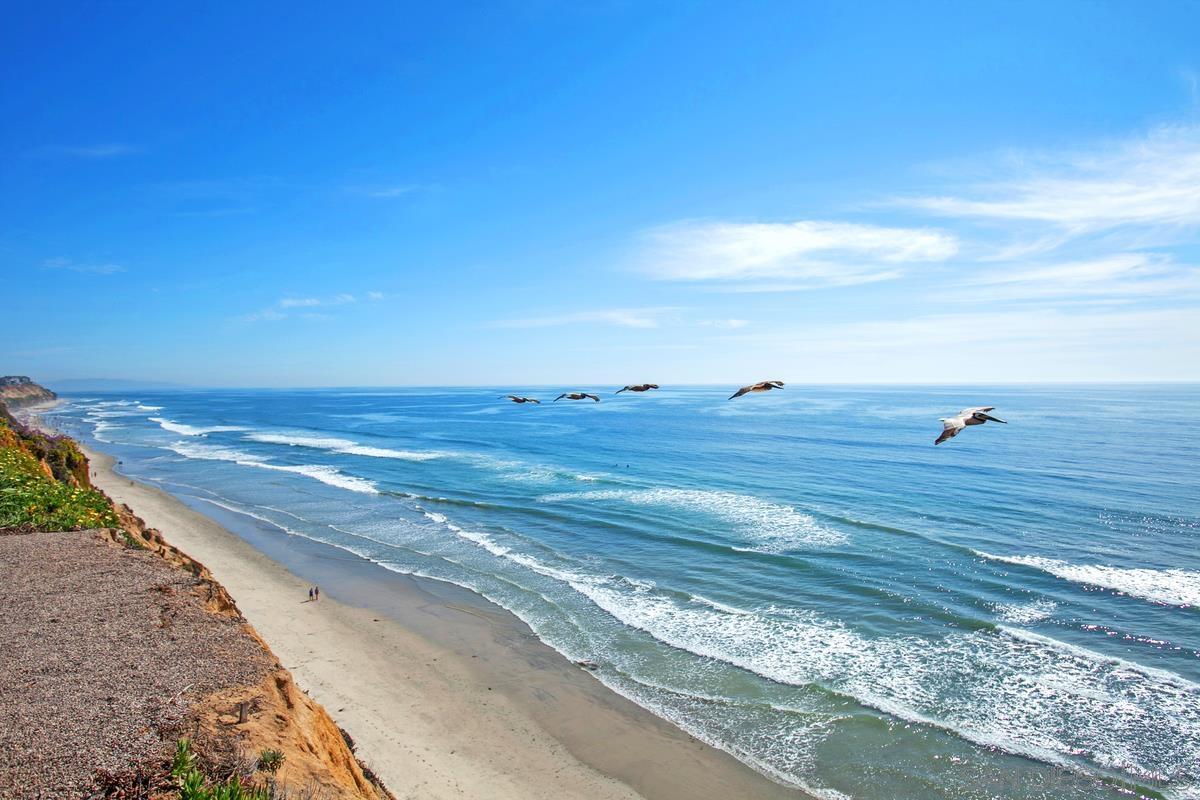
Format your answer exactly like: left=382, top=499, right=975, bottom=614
left=0, top=389, right=392, bottom=799
left=0, top=376, right=56, bottom=409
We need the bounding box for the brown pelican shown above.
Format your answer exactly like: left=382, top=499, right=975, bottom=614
left=554, top=392, right=600, bottom=402
left=729, top=380, right=784, bottom=400
left=500, top=395, right=540, bottom=404
left=615, top=384, right=660, bottom=394
left=935, top=407, right=1007, bottom=445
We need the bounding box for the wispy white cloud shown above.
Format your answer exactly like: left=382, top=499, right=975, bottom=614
left=899, top=124, right=1200, bottom=236
left=698, top=318, right=750, bottom=329
left=365, top=185, right=418, bottom=198
left=342, top=183, right=424, bottom=199
left=495, top=307, right=682, bottom=329
left=367, top=290, right=385, bottom=301
left=279, top=294, right=356, bottom=309
left=942, top=253, right=1200, bottom=303
left=278, top=297, right=322, bottom=308
left=242, top=308, right=287, bottom=323
left=242, top=292, right=361, bottom=322
left=637, top=219, right=958, bottom=288
left=27, top=143, right=139, bottom=159
left=42, top=257, right=126, bottom=275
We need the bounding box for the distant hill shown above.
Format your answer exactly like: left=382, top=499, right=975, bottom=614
left=0, top=376, right=57, bottom=409
left=45, top=377, right=190, bottom=392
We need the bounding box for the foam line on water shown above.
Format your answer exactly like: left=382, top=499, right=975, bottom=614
left=990, top=598, right=1058, bottom=625
left=244, top=432, right=444, bottom=461
left=151, top=417, right=246, bottom=436
left=542, top=571, right=1199, bottom=790
left=165, top=440, right=377, bottom=494
left=978, top=551, right=1200, bottom=607
left=539, top=488, right=846, bottom=551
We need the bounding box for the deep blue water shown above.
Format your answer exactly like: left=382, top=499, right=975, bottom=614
left=44, top=385, right=1200, bottom=800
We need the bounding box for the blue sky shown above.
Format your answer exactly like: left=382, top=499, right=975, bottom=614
left=3, top=2, right=1199, bottom=386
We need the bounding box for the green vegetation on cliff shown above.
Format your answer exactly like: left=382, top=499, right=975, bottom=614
left=0, top=403, right=117, bottom=531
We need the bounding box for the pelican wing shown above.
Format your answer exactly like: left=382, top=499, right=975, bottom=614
left=553, top=393, right=567, bottom=402
left=935, top=417, right=965, bottom=445
left=729, top=385, right=751, bottom=399
left=585, top=393, right=600, bottom=402
left=959, top=406, right=994, bottom=416
left=615, top=386, right=629, bottom=394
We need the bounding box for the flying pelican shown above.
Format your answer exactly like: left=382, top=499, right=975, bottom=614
left=615, top=384, right=659, bottom=394
left=554, top=392, right=600, bottom=402
left=500, top=395, right=540, bottom=404
left=935, top=407, right=1007, bottom=445
left=729, top=380, right=784, bottom=400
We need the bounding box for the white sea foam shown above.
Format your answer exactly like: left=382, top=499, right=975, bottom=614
left=245, top=432, right=443, bottom=461
left=539, top=488, right=846, bottom=550
left=166, top=441, right=377, bottom=494
left=474, top=454, right=606, bottom=484
left=991, top=598, right=1059, bottom=625
left=89, top=409, right=146, bottom=419
left=554, top=575, right=1200, bottom=790
left=192, top=497, right=304, bottom=537
left=421, top=511, right=516, bottom=560
left=417, top=513, right=1159, bottom=788
left=979, top=552, right=1200, bottom=607
left=151, top=417, right=246, bottom=437
left=405, top=509, right=1200, bottom=791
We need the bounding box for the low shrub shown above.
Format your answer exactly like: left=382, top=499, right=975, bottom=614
left=0, top=446, right=118, bottom=531
left=172, top=739, right=270, bottom=800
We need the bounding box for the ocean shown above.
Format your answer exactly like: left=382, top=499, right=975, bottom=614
left=43, top=385, right=1199, bottom=800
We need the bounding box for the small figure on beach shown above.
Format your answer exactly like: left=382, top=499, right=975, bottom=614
left=314, top=586, right=320, bottom=601
left=308, top=588, right=314, bottom=602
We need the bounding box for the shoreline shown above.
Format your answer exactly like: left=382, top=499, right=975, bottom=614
left=29, top=404, right=805, bottom=800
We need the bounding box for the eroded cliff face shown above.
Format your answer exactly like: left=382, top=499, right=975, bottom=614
left=0, top=410, right=393, bottom=799
left=100, top=485, right=394, bottom=799
left=0, top=376, right=57, bottom=409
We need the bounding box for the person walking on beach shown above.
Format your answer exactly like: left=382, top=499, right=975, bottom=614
left=308, top=588, right=313, bottom=602
left=314, top=586, right=320, bottom=602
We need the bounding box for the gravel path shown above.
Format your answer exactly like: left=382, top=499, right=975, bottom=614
left=0, top=530, right=273, bottom=798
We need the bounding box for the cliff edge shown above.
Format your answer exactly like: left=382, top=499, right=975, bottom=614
left=0, top=376, right=56, bottom=409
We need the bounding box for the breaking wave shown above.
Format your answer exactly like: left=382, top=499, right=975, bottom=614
left=979, top=552, right=1200, bottom=608
left=151, top=417, right=246, bottom=437
left=245, top=432, right=443, bottom=461
left=539, top=488, right=846, bottom=550
left=166, top=441, right=377, bottom=494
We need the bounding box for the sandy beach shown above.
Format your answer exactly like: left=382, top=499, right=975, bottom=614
left=29, top=406, right=803, bottom=800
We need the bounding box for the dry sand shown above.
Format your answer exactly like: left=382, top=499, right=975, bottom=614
left=53, top=422, right=805, bottom=800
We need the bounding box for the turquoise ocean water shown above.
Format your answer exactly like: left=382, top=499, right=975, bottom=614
left=44, top=385, right=1199, bottom=800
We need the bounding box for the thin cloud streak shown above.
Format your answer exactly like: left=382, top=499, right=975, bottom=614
left=26, top=143, right=139, bottom=159
left=898, top=124, right=1200, bottom=235
left=42, top=257, right=126, bottom=275
left=241, top=291, right=373, bottom=322
left=638, top=219, right=958, bottom=287
left=942, top=253, right=1200, bottom=302
left=495, top=307, right=683, bottom=329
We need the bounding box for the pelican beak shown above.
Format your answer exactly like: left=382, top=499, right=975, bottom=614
left=980, top=413, right=1007, bottom=424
